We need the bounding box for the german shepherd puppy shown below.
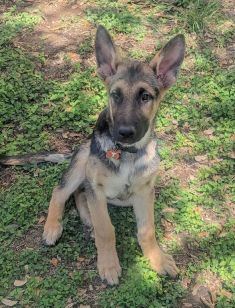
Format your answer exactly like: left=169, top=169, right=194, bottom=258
left=43, top=25, right=185, bottom=285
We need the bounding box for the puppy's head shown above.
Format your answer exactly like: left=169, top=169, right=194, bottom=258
left=95, top=25, right=185, bottom=145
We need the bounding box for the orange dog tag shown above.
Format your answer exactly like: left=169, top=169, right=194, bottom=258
left=106, top=149, right=121, bottom=160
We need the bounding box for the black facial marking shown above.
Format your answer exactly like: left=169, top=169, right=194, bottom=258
left=124, top=61, right=158, bottom=91
left=95, top=108, right=110, bottom=134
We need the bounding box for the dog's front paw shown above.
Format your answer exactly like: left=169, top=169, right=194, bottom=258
left=43, top=221, right=63, bottom=246
left=150, top=251, right=179, bottom=278
left=97, top=251, right=122, bottom=285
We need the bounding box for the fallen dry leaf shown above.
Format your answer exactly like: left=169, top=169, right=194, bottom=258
left=77, top=256, right=85, bottom=262
left=161, top=218, right=173, bottom=232
left=67, top=52, right=81, bottom=63
left=203, top=128, right=214, bottom=135
left=50, top=257, right=59, bottom=267
left=181, top=277, right=192, bottom=289
left=1, top=298, right=18, bottom=306
left=212, top=175, right=220, bottom=181
left=220, top=289, right=233, bottom=299
left=162, top=207, right=177, bottom=214
left=78, top=288, right=87, bottom=296
left=24, top=264, right=29, bottom=273
left=99, top=283, right=107, bottom=290
left=183, top=122, right=190, bottom=131
left=62, top=132, right=69, bottom=139
left=182, top=303, right=193, bottom=308
left=65, top=303, right=75, bottom=308
left=198, top=231, right=209, bottom=238
left=195, top=155, right=208, bottom=162
left=228, top=152, right=235, bottom=159
left=14, top=279, right=27, bottom=287
left=38, top=216, right=46, bottom=224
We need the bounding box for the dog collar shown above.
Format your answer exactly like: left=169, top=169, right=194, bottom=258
left=105, top=143, right=138, bottom=160
left=115, top=143, right=138, bottom=154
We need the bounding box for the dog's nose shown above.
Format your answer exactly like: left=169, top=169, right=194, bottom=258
left=118, top=126, right=135, bottom=139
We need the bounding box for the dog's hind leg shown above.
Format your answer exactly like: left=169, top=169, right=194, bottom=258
left=43, top=142, right=90, bottom=245
left=74, top=189, right=93, bottom=228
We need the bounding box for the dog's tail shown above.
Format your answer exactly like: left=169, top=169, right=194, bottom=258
left=0, top=152, right=72, bottom=166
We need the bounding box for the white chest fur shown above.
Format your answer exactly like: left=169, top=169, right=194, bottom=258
left=104, top=140, right=160, bottom=201
left=105, top=161, right=134, bottom=200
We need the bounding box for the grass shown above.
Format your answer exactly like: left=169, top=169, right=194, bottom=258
left=0, top=0, right=234, bottom=307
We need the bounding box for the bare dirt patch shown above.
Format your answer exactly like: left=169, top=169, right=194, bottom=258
left=0, top=167, right=17, bottom=189
left=48, top=130, right=87, bottom=152
left=12, top=0, right=95, bottom=79
left=11, top=223, right=43, bottom=251
left=167, top=162, right=198, bottom=187
left=180, top=270, right=222, bottom=308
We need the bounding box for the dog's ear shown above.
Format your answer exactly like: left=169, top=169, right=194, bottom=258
left=150, top=34, right=185, bottom=89
left=95, top=25, right=117, bottom=81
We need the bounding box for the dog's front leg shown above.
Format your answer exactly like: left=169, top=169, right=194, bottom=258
left=133, top=187, right=179, bottom=277
left=86, top=182, right=121, bottom=285
left=43, top=144, right=90, bottom=245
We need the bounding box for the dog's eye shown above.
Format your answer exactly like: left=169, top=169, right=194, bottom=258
left=141, top=92, right=152, bottom=103
left=111, top=91, right=121, bottom=104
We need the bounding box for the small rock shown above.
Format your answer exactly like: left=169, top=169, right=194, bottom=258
left=88, top=284, right=93, bottom=291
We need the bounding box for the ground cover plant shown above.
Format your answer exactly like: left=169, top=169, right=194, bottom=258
left=0, top=0, right=234, bottom=307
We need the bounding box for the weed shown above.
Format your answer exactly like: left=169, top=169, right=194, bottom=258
left=85, top=3, right=146, bottom=40
left=179, top=0, right=222, bottom=33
